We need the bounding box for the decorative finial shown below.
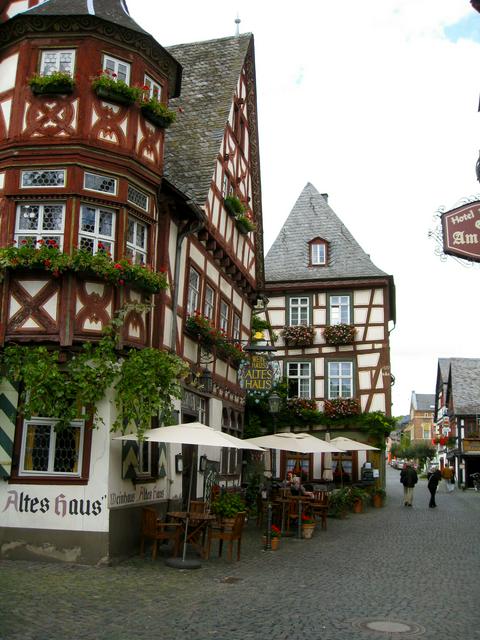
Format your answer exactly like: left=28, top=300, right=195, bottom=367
left=235, top=14, right=241, bottom=37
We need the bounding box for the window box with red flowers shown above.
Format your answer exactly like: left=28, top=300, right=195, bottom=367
left=216, top=341, right=246, bottom=368
left=0, top=244, right=166, bottom=294
left=281, top=324, right=315, bottom=347
left=324, top=398, right=360, bottom=418
left=91, top=70, right=140, bottom=106
left=140, top=96, right=176, bottom=128
left=184, top=313, right=222, bottom=347
left=287, top=397, right=317, bottom=415
left=322, top=324, right=357, bottom=346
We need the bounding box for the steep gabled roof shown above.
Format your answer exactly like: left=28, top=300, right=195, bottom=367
left=265, top=183, right=388, bottom=282
left=447, top=358, right=480, bottom=415
left=164, top=34, right=252, bottom=206
left=17, top=0, right=147, bottom=34
left=411, top=392, right=435, bottom=412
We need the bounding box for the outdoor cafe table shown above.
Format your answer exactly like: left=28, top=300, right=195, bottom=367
left=167, top=511, right=216, bottom=558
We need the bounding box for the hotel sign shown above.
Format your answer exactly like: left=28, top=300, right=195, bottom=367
left=441, top=200, right=480, bottom=262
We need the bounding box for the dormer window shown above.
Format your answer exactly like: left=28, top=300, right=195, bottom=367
left=309, top=238, right=327, bottom=266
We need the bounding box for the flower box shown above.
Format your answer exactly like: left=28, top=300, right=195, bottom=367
left=281, top=324, right=315, bottom=347
left=29, top=72, right=75, bottom=96
left=324, top=397, right=360, bottom=418
left=224, top=195, right=245, bottom=217
left=235, top=215, right=255, bottom=235
left=94, top=84, right=136, bottom=106
left=140, top=101, right=176, bottom=129
left=322, top=323, right=356, bottom=345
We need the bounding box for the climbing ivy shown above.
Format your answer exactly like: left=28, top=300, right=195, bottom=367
left=0, top=305, right=188, bottom=438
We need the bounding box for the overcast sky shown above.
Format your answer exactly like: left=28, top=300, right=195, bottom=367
left=129, top=0, right=480, bottom=417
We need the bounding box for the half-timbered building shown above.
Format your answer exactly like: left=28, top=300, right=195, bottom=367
left=261, top=183, right=395, bottom=482
left=0, top=0, right=263, bottom=563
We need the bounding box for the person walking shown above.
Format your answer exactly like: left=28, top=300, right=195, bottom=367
left=400, top=461, right=418, bottom=506
left=427, top=466, right=442, bottom=508
left=441, top=463, right=455, bottom=493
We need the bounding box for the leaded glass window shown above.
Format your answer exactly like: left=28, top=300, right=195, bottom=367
left=20, top=419, right=84, bottom=476
left=40, top=50, right=75, bottom=76
left=84, top=172, right=117, bottom=195
left=15, top=203, right=65, bottom=248
left=126, top=216, right=147, bottom=265
left=21, top=169, right=65, bottom=188
left=79, top=205, right=115, bottom=255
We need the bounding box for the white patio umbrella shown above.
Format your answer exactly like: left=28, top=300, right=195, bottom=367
left=244, top=432, right=346, bottom=541
left=115, top=422, right=263, bottom=568
left=322, top=432, right=334, bottom=482
left=244, top=431, right=346, bottom=454
left=329, top=436, right=379, bottom=486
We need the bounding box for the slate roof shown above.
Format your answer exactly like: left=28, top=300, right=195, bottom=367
left=265, top=183, right=389, bottom=283
left=164, top=34, right=252, bottom=206
left=411, top=392, right=435, bottom=412
left=448, top=358, right=480, bottom=415
left=20, top=0, right=147, bottom=34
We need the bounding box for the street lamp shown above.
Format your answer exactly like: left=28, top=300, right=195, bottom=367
left=264, top=390, right=281, bottom=551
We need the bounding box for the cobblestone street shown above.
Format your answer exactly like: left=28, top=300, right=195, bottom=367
left=1, top=466, right=479, bottom=640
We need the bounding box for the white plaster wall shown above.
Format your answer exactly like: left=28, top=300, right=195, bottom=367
left=269, top=309, right=285, bottom=326
left=0, top=53, right=18, bottom=93
left=366, top=326, right=384, bottom=341
left=357, top=353, right=380, bottom=368
left=369, top=308, right=385, bottom=323
left=369, top=393, right=386, bottom=412
left=354, top=308, right=368, bottom=324
left=358, top=370, right=371, bottom=390
left=219, top=278, right=232, bottom=297
left=206, top=260, right=219, bottom=283
left=313, top=308, right=326, bottom=325
left=373, top=289, right=384, bottom=304
left=163, top=306, right=173, bottom=349
left=354, top=290, right=371, bottom=305
left=1, top=390, right=117, bottom=533
left=0, top=172, right=4, bottom=190
left=189, top=244, right=203, bottom=269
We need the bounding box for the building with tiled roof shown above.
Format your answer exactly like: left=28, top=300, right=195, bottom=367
left=257, top=183, right=395, bottom=484
left=404, top=391, right=435, bottom=445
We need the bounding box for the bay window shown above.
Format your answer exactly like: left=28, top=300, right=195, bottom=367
left=15, top=203, right=65, bottom=248
left=126, top=216, right=147, bottom=265
left=79, top=204, right=115, bottom=255
left=40, top=49, right=75, bottom=76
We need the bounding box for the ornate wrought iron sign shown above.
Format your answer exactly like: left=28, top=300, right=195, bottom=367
left=441, top=200, right=480, bottom=262
left=238, top=354, right=280, bottom=393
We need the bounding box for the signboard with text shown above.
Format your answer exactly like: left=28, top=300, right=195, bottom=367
left=441, top=200, right=480, bottom=262
left=238, top=355, right=280, bottom=393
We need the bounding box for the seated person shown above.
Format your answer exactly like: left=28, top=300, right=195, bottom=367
left=291, top=473, right=314, bottom=498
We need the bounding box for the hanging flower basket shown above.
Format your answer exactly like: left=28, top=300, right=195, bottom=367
left=322, top=323, right=357, bottom=345
left=282, top=324, right=315, bottom=347
left=29, top=72, right=75, bottom=95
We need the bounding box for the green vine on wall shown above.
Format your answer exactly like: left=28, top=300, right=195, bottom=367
left=0, top=305, right=189, bottom=439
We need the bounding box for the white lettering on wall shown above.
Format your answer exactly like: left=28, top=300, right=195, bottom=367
left=2, top=490, right=103, bottom=517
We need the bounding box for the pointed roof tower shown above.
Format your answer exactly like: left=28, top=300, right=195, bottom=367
left=265, top=182, right=388, bottom=283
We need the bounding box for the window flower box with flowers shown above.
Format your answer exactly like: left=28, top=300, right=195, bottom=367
left=0, top=242, right=167, bottom=295
left=282, top=324, right=315, bottom=347
left=185, top=313, right=246, bottom=367
left=224, top=195, right=246, bottom=217
left=324, top=398, right=360, bottom=418
left=28, top=71, right=75, bottom=95
left=91, top=70, right=140, bottom=106
left=322, top=323, right=357, bottom=346
left=140, top=95, right=176, bottom=128
left=235, top=213, right=256, bottom=235
left=287, top=397, right=317, bottom=416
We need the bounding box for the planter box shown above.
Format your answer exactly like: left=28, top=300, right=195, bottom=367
left=30, top=82, right=74, bottom=96
left=141, top=106, right=173, bottom=128
left=235, top=219, right=252, bottom=235
left=302, top=524, right=316, bottom=539
left=94, top=85, right=135, bottom=106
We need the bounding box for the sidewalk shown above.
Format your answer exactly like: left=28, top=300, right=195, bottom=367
left=1, top=466, right=479, bottom=640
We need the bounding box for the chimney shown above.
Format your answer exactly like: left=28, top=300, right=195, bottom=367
left=321, top=193, right=328, bottom=203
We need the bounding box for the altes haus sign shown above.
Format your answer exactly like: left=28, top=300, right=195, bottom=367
left=442, top=201, right=480, bottom=262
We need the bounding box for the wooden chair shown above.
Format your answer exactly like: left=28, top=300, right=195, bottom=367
left=206, top=511, right=246, bottom=561
left=311, top=491, right=329, bottom=530
left=190, top=500, right=207, bottom=514
left=140, top=507, right=182, bottom=560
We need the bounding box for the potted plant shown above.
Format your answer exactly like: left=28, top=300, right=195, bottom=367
left=224, top=195, right=245, bottom=216
left=371, top=487, right=386, bottom=508
left=301, top=513, right=316, bottom=538
left=322, top=323, right=357, bottom=345
left=91, top=69, right=140, bottom=106
left=347, top=486, right=368, bottom=513
left=262, top=524, right=281, bottom=550
left=235, top=213, right=256, bottom=234
left=28, top=71, right=75, bottom=95
left=328, top=488, right=351, bottom=518
left=140, top=95, right=176, bottom=128
left=184, top=312, right=221, bottom=347
left=211, top=492, right=246, bottom=528
left=281, top=324, right=315, bottom=347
